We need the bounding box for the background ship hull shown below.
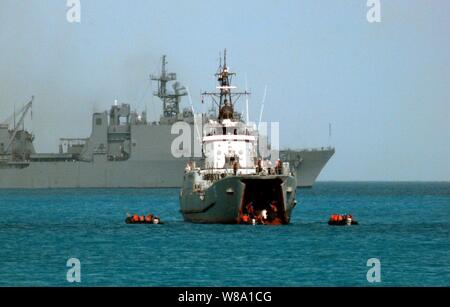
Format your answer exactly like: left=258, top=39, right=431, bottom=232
left=0, top=159, right=187, bottom=188
left=1, top=121, right=334, bottom=189
left=0, top=148, right=333, bottom=188
left=281, top=147, right=335, bottom=188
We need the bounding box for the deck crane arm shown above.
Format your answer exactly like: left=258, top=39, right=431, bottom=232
left=4, top=96, right=34, bottom=153
left=0, top=102, right=30, bottom=126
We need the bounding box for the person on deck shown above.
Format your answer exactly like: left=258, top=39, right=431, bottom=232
left=145, top=214, right=153, bottom=223
left=268, top=201, right=278, bottom=221
left=233, top=161, right=239, bottom=176
left=246, top=202, right=255, bottom=219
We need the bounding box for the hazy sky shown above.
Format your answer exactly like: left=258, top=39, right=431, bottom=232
left=0, top=0, right=448, bottom=181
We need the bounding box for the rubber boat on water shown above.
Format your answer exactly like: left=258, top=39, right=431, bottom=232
left=328, top=214, right=358, bottom=226
left=125, top=214, right=163, bottom=225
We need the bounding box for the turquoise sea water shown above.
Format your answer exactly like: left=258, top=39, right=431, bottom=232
left=0, top=182, right=448, bottom=286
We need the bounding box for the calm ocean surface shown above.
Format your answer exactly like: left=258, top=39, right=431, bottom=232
left=0, top=182, right=448, bottom=286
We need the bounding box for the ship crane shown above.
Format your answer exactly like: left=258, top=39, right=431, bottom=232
left=4, top=96, right=34, bottom=154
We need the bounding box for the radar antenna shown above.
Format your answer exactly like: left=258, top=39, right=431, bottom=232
left=202, top=49, right=250, bottom=121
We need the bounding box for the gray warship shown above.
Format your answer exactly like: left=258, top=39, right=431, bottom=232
left=0, top=56, right=333, bottom=189
left=180, top=52, right=297, bottom=224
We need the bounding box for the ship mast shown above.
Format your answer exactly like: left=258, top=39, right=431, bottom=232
left=150, top=55, right=187, bottom=119
left=202, top=49, right=250, bottom=121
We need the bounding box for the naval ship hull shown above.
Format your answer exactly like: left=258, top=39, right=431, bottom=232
left=0, top=148, right=332, bottom=189
left=180, top=174, right=297, bottom=224
left=281, top=147, right=335, bottom=188
left=0, top=159, right=188, bottom=188
left=0, top=106, right=334, bottom=189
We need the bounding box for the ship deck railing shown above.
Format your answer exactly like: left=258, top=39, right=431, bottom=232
left=199, top=167, right=257, bottom=175
left=281, top=146, right=335, bottom=153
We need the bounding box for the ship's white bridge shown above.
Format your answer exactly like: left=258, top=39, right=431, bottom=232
left=202, top=119, right=257, bottom=171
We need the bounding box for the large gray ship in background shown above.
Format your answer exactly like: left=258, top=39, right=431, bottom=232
left=0, top=56, right=334, bottom=189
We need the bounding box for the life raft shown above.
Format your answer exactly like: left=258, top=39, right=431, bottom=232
left=125, top=215, right=163, bottom=225
left=328, top=214, right=358, bottom=226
